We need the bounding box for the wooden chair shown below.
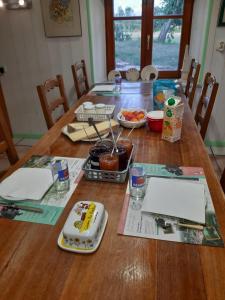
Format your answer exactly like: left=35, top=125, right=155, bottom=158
left=194, top=72, right=219, bottom=140
left=37, top=74, right=69, bottom=129
left=0, top=105, right=18, bottom=175
left=185, top=58, right=201, bottom=109
left=0, top=80, right=13, bottom=137
left=71, top=59, right=89, bottom=98
left=220, top=168, right=225, bottom=193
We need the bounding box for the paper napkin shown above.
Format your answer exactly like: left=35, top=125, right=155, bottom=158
left=141, top=177, right=206, bottom=224
left=0, top=168, right=54, bottom=201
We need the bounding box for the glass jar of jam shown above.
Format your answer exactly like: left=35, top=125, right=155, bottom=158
left=115, top=145, right=127, bottom=171
left=89, top=145, right=109, bottom=170
left=95, top=138, right=114, bottom=151
left=99, top=153, right=119, bottom=171
left=117, top=137, right=133, bottom=160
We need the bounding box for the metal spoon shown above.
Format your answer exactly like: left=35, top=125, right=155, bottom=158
left=107, top=116, right=118, bottom=152
left=88, top=117, right=102, bottom=141
left=110, top=128, right=123, bottom=156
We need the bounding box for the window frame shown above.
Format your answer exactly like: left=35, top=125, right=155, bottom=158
left=105, top=0, right=194, bottom=78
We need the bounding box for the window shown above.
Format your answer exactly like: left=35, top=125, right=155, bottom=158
left=105, top=0, right=194, bottom=78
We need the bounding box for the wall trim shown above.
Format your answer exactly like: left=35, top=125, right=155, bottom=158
left=205, top=140, right=225, bottom=147
left=86, top=0, right=95, bottom=83
left=199, top=0, right=213, bottom=83
left=13, top=133, right=43, bottom=140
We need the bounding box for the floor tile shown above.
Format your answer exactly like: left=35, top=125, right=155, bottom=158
left=16, top=138, right=39, bottom=147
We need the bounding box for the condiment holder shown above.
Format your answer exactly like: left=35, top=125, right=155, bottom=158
left=75, top=103, right=115, bottom=122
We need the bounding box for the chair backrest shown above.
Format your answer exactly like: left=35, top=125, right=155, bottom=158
left=185, top=58, right=201, bottom=109
left=220, top=168, right=225, bottom=193
left=37, top=74, right=69, bottom=129
left=0, top=104, right=18, bottom=166
left=194, top=72, right=219, bottom=140
left=71, top=59, right=89, bottom=98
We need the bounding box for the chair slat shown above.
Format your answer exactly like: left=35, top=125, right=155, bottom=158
left=194, top=72, right=219, bottom=140
left=220, top=168, right=225, bottom=193
left=71, top=59, right=89, bottom=99
left=185, top=58, right=201, bottom=109
left=0, top=105, right=18, bottom=166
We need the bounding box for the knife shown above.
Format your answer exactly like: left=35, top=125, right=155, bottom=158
left=0, top=202, right=43, bottom=213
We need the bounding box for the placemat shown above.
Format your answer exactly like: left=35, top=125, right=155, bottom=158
left=0, top=156, right=84, bottom=225
left=118, top=163, right=224, bottom=247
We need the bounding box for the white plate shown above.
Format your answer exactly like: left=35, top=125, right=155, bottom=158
left=108, top=70, right=122, bottom=81
left=57, top=210, right=108, bottom=254
left=117, top=108, right=147, bottom=128
left=62, top=125, right=109, bottom=142
left=141, top=65, right=158, bottom=81
left=125, top=68, right=140, bottom=81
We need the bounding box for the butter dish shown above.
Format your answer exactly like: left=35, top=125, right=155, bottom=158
left=57, top=201, right=108, bottom=253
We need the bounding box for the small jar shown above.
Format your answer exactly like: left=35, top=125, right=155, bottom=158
left=89, top=145, right=109, bottom=169
left=95, top=103, right=106, bottom=114
left=83, top=101, right=93, bottom=108
left=99, top=153, right=119, bottom=171
left=83, top=103, right=95, bottom=114
left=95, top=138, right=114, bottom=151
left=117, top=137, right=133, bottom=160
left=115, top=145, right=127, bottom=171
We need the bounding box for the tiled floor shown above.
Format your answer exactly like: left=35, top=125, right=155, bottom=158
left=1, top=138, right=225, bottom=180
left=0, top=138, right=37, bottom=172
left=209, top=148, right=225, bottom=179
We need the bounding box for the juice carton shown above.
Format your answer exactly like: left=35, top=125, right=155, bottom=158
left=162, top=96, right=184, bottom=143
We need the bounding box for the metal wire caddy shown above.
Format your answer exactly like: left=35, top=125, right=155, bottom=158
left=82, top=146, right=134, bottom=183
left=75, top=105, right=115, bottom=122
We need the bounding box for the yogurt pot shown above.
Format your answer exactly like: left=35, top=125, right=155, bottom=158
left=83, top=103, right=95, bottom=114
left=83, top=101, right=93, bottom=108
left=95, top=103, right=106, bottom=114
left=147, top=110, right=164, bottom=132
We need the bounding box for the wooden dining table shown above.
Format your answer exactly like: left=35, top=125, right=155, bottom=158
left=0, top=82, right=225, bottom=300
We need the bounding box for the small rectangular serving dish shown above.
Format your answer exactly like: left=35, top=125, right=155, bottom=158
left=75, top=104, right=115, bottom=122
left=82, top=146, right=134, bottom=183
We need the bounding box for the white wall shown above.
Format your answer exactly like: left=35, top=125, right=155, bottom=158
left=89, top=0, right=107, bottom=82
left=189, top=0, right=208, bottom=63
left=190, top=0, right=225, bottom=154
left=0, top=0, right=91, bottom=134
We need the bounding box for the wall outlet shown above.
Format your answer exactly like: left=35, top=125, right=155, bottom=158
left=0, top=66, right=7, bottom=75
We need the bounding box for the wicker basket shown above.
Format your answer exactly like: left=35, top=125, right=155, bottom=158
left=75, top=105, right=115, bottom=122
left=82, top=147, right=134, bottom=183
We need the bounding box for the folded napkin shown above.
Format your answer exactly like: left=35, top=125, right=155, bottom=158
left=0, top=168, right=54, bottom=201
left=91, top=85, right=115, bottom=92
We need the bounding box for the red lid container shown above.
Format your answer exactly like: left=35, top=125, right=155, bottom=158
left=147, top=111, right=164, bottom=132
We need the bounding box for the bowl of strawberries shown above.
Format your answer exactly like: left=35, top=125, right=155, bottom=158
left=117, top=108, right=147, bottom=128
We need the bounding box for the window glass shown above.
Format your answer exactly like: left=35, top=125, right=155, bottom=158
left=152, top=18, right=182, bottom=70
left=114, top=0, right=142, bottom=17
left=154, top=0, right=184, bottom=16
left=114, top=20, right=141, bottom=70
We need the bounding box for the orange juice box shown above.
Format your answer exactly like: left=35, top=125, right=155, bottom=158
left=162, top=96, right=184, bottom=142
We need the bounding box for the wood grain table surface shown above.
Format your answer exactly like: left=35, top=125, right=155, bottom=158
left=0, top=83, right=225, bottom=300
